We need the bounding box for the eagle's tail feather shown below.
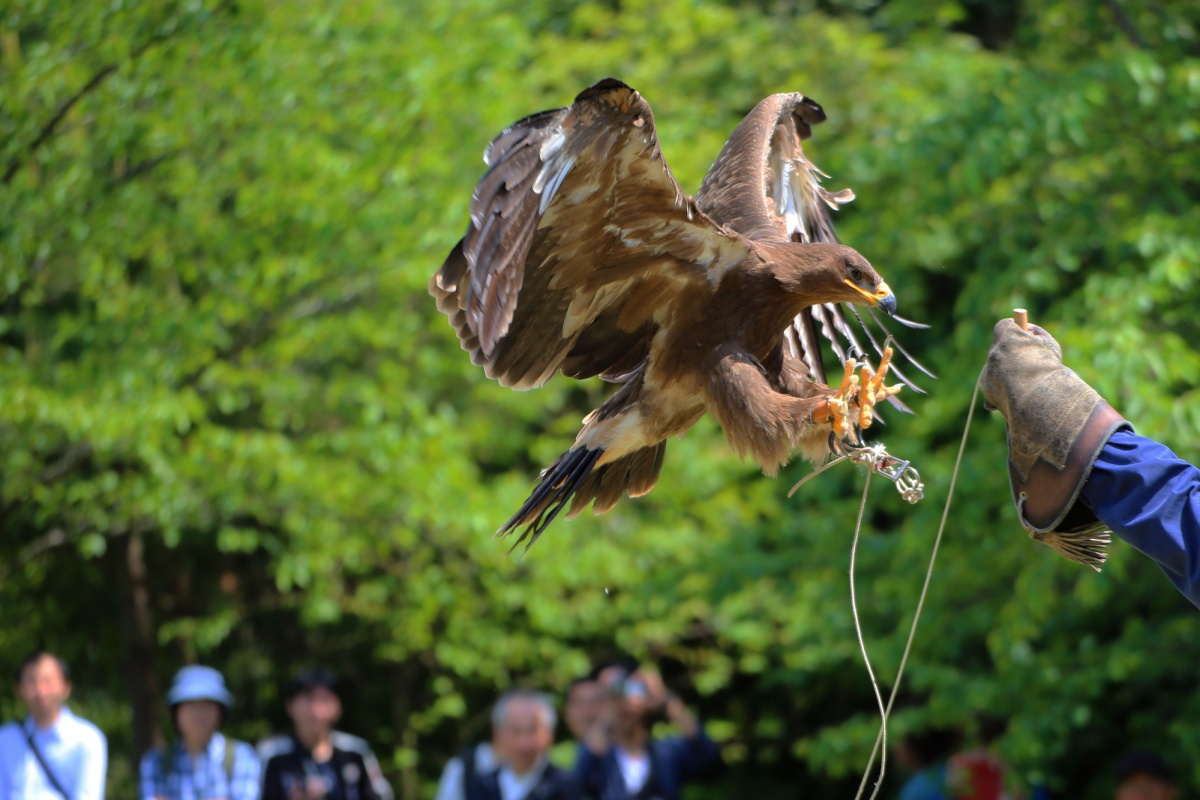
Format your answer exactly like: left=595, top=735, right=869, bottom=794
left=499, top=447, right=604, bottom=550
left=568, top=443, right=666, bottom=517
left=499, top=442, right=667, bottom=550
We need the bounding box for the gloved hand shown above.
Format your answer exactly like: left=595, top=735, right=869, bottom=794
left=981, top=318, right=1130, bottom=568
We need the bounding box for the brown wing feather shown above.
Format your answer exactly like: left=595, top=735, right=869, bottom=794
left=696, top=93, right=849, bottom=245
left=431, top=78, right=748, bottom=390
left=695, top=92, right=930, bottom=398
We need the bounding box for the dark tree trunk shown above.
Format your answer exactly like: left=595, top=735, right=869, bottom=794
left=390, top=661, right=419, bottom=800
left=118, top=528, right=163, bottom=759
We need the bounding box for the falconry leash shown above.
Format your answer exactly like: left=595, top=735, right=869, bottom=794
left=847, top=369, right=982, bottom=800
left=786, top=321, right=1004, bottom=800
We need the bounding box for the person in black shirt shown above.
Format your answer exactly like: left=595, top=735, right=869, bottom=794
left=260, top=670, right=391, bottom=800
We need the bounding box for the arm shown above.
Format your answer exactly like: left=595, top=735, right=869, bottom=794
left=358, top=747, right=393, bottom=800
left=433, top=757, right=465, bottom=800
left=0, top=725, right=16, bottom=800
left=138, top=750, right=163, bottom=800
left=631, top=669, right=702, bottom=743
left=571, top=745, right=609, bottom=797
left=664, top=696, right=700, bottom=741
left=1083, top=429, right=1200, bottom=607
left=352, top=753, right=384, bottom=800
left=78, top=728, right=107, bottom=800
left=230, top=742, right=261, bottom=800
left=981, top=319, right=1129, bottom=567
left=260, top=756, right=285, bottom=800
left=659, top=727, right=721, bottom=784
left=983, top=317, right=1200, bottom=604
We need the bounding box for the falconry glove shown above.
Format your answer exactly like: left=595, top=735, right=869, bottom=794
left=981, top=318, right=1131, bottom=568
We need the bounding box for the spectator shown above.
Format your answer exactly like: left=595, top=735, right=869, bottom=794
left=139, top=665, right=259, bottom=800
left=487, top=690, right=579, bottom=800
left=433, top=739, right=498, bottom=800
left=0, top=649, right=107, bottom=800
left=946, top=748, right=1005, bottom=800
left=260, top=670, right=393, bottom=800
left=944, top=717, right=1011, bottom=800
left=563, top=680, right=604, bottom=744
left=894, top=729, right=958, bottom=800
left=436, top=690, right=579, bottom=800
left=575, top=667, right=720, bottom=800
left=1114, top=750, right=1176, bottom=800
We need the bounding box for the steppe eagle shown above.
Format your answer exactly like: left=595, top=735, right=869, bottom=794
left=430, top=78, right=927, bottom=547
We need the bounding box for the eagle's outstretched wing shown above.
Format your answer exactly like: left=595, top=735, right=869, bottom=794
left=695, top=92, right=931, bottom=404
left=431, top=78, right=749, bottom=390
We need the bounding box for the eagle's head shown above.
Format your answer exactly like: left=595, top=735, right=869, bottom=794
left=776, top=243, right=895, bottom=315
left=837, top=248, right=895, bottom=316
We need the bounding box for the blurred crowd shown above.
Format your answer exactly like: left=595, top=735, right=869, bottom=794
left=0, top=650, right=722, bottom=800
left=1, top=649, right=1180, bottom=800
left=432, top=660, right=720, bottom=800
left=893, top=727, right=1178, bottom=800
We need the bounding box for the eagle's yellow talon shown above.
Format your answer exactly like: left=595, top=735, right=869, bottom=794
left=858, top=366, right=873, bottom=427
left=848, top=347, right=903, bottom=432
left=824, top=358, right=863, bottom=441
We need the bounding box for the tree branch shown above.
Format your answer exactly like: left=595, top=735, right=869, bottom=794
left=39, top=443, right=94, bottom=483
left=2, top=63, right=118, bottom=186
left=0, top=528, right=71, bottom=582
left=1101, top=0, right=1148, bottom=48
left=107, top=150, right=178, bottom=190
left=2, top=22, right=191, bottom=186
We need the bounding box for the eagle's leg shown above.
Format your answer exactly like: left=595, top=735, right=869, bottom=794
left=855, top=346, right=903, bottom=429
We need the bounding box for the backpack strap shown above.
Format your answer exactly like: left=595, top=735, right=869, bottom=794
left=25, top=725, right=71, bottom=800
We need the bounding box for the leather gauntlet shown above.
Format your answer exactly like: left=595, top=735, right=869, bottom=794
left=981, top=319, right=1131, bottom=568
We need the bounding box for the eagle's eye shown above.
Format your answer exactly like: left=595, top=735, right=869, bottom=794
left=847, top=265, right=864, bottom=283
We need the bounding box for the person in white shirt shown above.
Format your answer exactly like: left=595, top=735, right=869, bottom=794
left=0, top=650, right=107, bottom=800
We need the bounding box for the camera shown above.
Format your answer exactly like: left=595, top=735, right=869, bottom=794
left=620, top=676, right=648, bottom=699
left=605, top=668, right=648, bottom=700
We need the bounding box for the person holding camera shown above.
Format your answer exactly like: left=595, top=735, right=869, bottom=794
left=574, top=666, right=720, bottom=800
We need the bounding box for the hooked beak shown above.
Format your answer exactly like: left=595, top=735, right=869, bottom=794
left=844, top=279, right=896, bottom=316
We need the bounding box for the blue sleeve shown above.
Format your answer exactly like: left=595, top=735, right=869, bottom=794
left=1081, top=428, right=1200, bottom=607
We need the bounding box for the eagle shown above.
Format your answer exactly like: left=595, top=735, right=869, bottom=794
left=431, top=78, right=927, bottom=547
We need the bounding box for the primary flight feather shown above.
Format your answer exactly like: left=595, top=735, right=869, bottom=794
left=431, top=78, right=926, bottom=548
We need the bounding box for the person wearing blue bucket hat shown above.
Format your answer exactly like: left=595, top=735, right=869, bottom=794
left=138, top=666, right=260, bottom=800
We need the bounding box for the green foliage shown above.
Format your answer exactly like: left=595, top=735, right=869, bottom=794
left=1, top=0, right=1198, bottom=797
